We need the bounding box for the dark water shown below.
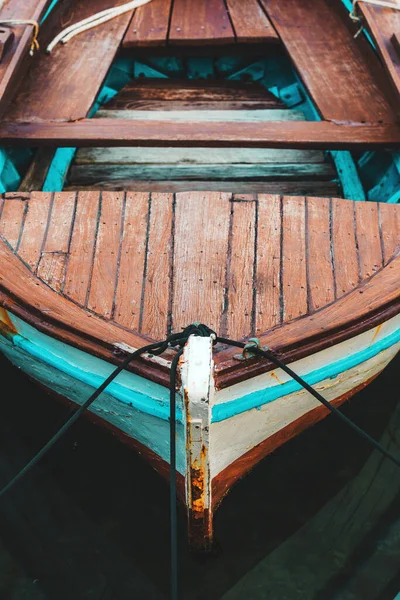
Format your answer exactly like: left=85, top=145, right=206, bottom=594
left=0, top=352, right=399, bottom=600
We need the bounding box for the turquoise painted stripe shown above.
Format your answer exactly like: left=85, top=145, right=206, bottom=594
left=40, top=0, right=61, bottom=23
left=6, top=333, right=180, bottom=422
left=212, top=328, right=400, bottom=423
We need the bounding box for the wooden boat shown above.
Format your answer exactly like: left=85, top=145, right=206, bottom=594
left=0, top=0, right=399, bottom=551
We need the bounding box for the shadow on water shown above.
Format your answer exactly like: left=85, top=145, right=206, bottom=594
left=0, top=352, right=399, bottom=599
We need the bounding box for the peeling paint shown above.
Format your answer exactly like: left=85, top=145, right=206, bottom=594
left=0, top=308, right=18, bottom=340
left=370, top=323, right=383, bottom=345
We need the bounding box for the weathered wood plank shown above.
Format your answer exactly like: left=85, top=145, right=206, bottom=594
left=37, top=191, right=76, bottom=291
left=332, top=198, right=359, bottom=299
left=123, top=0, right=173, bottom=48
left=261, top=0, right=397, bottom=123
left=173, top=192, right=231, bottom=333
left=103, top=100, right=284, bottom=111
left=2, top=119, right=399, bottom=149
left=379, top=202, right=400, bottom=265
left=113, top=192, right=149, bottom=330
left=355, top=202, right=383, bottom=281
left=255, top=194, right=281, bottom=334
left=169, top=0, right=235, bottom=45
left=226, top=0, right=279, bottom=43
left=87, top=191, right=124, bottom=319
left=0, top=0, right=54, bottom=118
left=282, top=196, right=307, bottom=321
left=358, top=3, right=400, bottom=100
left=4, top=0, right=136, bottom=122
left=18, top=148, right=56, bottom=192
left=140, top=193, right=173, bottom=340
left=17, top=191, right=52, bottom=270
left=75, top=147, right=325, bottom=166
left=226, top=199, right=256, bottom=339
left=95, top=108, right=305, bottom=122
left=63, top=192, right=100, bottom=305
left=0, top=196, right=27, bottom=250
left=307, top=196, right=335, bottom=311
left=69, top=163, right=334, bottom=184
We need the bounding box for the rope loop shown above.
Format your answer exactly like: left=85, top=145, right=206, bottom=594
left=0, top=20, right=40, bottom=55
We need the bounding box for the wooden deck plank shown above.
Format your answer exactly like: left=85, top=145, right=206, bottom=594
left=261, top=0, right=397, bottom=123
left=4, top=0, right=136, bottom=122
left=169, top=0, right=235, bottom=45
left=355, top=202, right=383, bottom=281
left=226, top=198, right=256, bottom=339
left=96, top=108, right=305, bottom=122
left=282, top=196, right=307, bottom=322
left=358, top=3, right=400, bottom=100
left=113, top=192, right=149, bottom=331
left=172, top=192, right=231, bottom=334
left=123, top=0, right=172, bottom=48
left=17, top=192, right=52, bottom=270
left=306, top=196, right=335, bottom=311
left=0, top=0, right=53, bottom=118
left=0, top=196, right=27, bottom=250
left=36, top=192, right=76, bottom=291
left=87, top=191, right=124, bottom=319
left=2, top=119, right=399, bottom=149
left=255, top=195, right=281, bottom=334
left=64, top=192, right=100, bottom=305
left=379, top=202, right=400, bottom=265
left=140, top=193, right=173, bottom=340
left=332, top=198, right=359, bottom=299
left=226, top=0, right=279, bottom=43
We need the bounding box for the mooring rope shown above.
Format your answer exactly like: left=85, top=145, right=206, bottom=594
left=0, top=323, right=399, bottom=600
left=46, top=0, right=152, bottom=53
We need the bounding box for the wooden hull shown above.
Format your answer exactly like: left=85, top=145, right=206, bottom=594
left=1, top=308, right=398, bottom=550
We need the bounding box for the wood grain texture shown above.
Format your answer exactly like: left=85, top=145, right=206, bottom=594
left=0, top=196, right=27, bottom=250
left=306, top=197, right=335, bottom=311
left=64, top=192, right=100, bottom=305
left=4, top=0, right=135, bottom=122
left=261, top=0, right=397, bottom=123
left=358, top=3, right=400, bottom=100
left=113, top=192, right=149, bottom=331
left=226, top=199, right=256, bottom=339
left=17, top=192, right=52, bottom=270
left=255, top=195, right=281, bottom=333
left=140, top=193, right=173, bottom=340
left=87, top=192, right=124, bottom=319
left=282, top=196, right=307, bottom=321
left=18, top=148, right=56, bottom=192
left=2, top=119, right=399, bottom=149
left=226, top=0, right=278, bottom=43
left=355, top=202, right=383, bottom=281
left=169, top=0, right=235, bottom=46
left=172, top=192, right=231, bottom=334
left=379, top=202, right=400, bottom=265
left=331, top=198, right=359, bottom=299
left=124, top=0, right=173, bottom=48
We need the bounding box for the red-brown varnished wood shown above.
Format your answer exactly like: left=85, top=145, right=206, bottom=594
left=5, top=0, right=135, bottom=123
left=114, top=192, right=149, bottom=331
left=358, top=3, right=400, bottom=100
left=226, top=197, right=256, bottom=339
left=355, top=201, right=383, bottom=281
left=17, top=192, right=52, bottom=270
left=87, top=192, right=124, bottom=319
left=63, top=192, right=100, bottom=306
left=169, top=0, right=235, bottom=46
left=331, top=198, right=359, bottom=299
left=282, top=196, right=307, bottom=321
left=172, top=192, right=231, bottom=333
left=307, top=197, right=335, bottom=311
left=37, top=192, right=76, bottom=292
left=0, top=196, right=27, bottom=250
left=379, top=202, right=400, bottom=265
left=261, top=0, right=397, bottom=123
left=124, top=0, right=173, bottom=48
left=2, top=119, right=399, bottom=149
left=140, top=193, right=173, bottom=339
left=225, top=0, right=279, bottom=43
left=255, top=194, right=281, bottom=334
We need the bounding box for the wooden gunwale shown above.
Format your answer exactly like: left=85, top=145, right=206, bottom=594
left=0, top=120, right=400, bottom=149
left=0, top=233, right=398, bottom=392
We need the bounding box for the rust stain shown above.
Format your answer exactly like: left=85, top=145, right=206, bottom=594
left=270, top=371, right=284, bottom=384
left=190, top=444, right=208, bottom=515
left=0, top=307, right=18, bottom=339
left=370, top=323, right=383, bottom=345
